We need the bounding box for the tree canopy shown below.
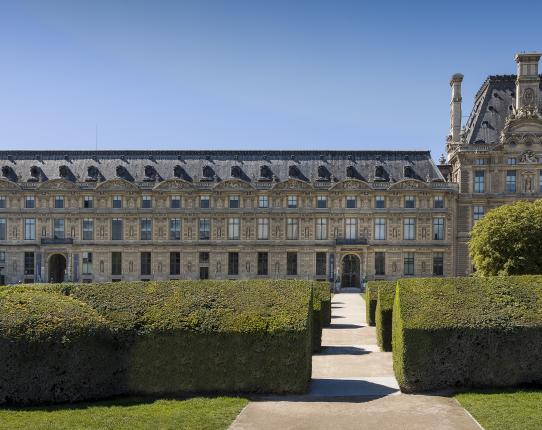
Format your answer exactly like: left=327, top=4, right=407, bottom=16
left=469, top=200, right=542, bottom=276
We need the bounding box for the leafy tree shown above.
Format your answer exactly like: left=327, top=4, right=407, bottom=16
left=469, top=200, right=542, bottom=276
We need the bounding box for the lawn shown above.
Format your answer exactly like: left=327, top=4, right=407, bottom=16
left=0, top=396, right=248, bottom=430
left=455, top=390, right=542, bottom=430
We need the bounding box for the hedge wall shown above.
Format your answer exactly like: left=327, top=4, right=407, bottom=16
left=375, top=281, right=396, bottom=352
left=365, top=282, right=379, bottom=326
left=0, top=280, right=313, bottom=405
left=393, top=276, right=542, bottom=393
left=311, top=282, right=331, bottom=352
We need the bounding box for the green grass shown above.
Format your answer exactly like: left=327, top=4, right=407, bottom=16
left=0, top=397, right=248, bottom=430
left=455, top=390, right=542, bottom=430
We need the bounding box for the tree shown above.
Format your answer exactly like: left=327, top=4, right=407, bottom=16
left=469, top=200, right=542, bottom=276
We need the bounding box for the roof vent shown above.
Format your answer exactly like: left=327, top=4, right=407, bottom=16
left=148, top=155, right=155, bottom=162
left=7, top=155, right=14, bottom=163
left=120, top=155, right=126, bottom=162
left=91, top=155, right=99, bottom=162
left=64, top=154, right=70, bottom=161
left=347, top=155, right=353, bottom=161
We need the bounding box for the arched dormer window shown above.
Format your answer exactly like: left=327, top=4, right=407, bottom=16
left=59, top=165, right=74, bottom=181
left=403, top=165, right=413, bottom=178
left=231, top=165, right=242, bottom=178
left=202, top=165, right=215, bottom=181
left=144, top=165, right=159, bottom=181
left=318, top=165, right=330, bottom=180
left=346, top=165, right=357, bottom=179
left=29, top=165, right=42, bottom=182
left=375, top=165, right=385, bottom=180
left=174, top=165, right=191, bottom=181
left=1, top=165, right=16, bottom=181
left=288, top=165, right=300, bottom=178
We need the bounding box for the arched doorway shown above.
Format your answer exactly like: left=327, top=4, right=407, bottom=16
left=341, top=254, right=360, bottom=289
left=49, top=254, right=66, bottom=283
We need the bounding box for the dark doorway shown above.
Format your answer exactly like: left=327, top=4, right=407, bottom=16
left=49, top=254, right=66, bottom=283
left=341, top=254, right=360, bottom=289
left=199, top=266, right=209, bottom=280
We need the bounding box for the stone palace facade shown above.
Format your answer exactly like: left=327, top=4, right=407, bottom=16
left=0, top=52, right=541, bottom=285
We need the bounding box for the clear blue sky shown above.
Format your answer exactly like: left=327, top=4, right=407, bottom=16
left=1, top=1, right=540, bottom=160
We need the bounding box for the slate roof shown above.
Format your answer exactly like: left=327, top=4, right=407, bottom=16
left=464, top=75, right=542, bottom=145
left=0, top=150, right=444, bottom=186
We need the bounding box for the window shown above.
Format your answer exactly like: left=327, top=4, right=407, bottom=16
left=170, top=195, right=181, bottom=209
left=82, top=218, right=93, bottom=240
left=404, top=196, right=415, bottom=208
left=375, top=252, right=385, bottom=276
left=474, top=171, right=485, bottom=193
left=170, top=252, right=181, bottom=275
left=287, top=218, right=299, bottom=239
left=199, top=267, right=209, bottom=279
left=506, top=170, right=516, bottom=192
left=199, top=219, right=210, bottom=240
left=199, top=252, right=209, bottom=264
left=112, top=218, right=123, bottom=240
left=473, top=206, right=485, bottom=222
left=346, top=196, right=357, bottom=208
left=404, top=252, right=414, bottom=276
left=82, top=252, right=93, bottom=275
left=287, top=252, right=298, bottom=276
left=229, top=196, right=240, bottom=209
left=474, top=158, right=488, bottom=165
left=228, top=252, right=239, bottom=276
left=433, top=252, right=444, bottom=276
left=54, top=196, right=64, bottom=209
left=257, top=252, right=268, bottom=276
left=140, top=218, right=152, bottom=240
left=0, top=251, right=4, bottom=264
left=287, top=195, right=297, bottom=208
left=316, top=218, right=327, bottom=240
left=432, top=218, right=445, bottom=240
left=375, top=196, right=385, bottom=208
left=316, top=196, right=327, bottom=208
left=258, top=195, right=268, bottom=208
left=0, top=196, right=5, bottom=208
left=25, top=196, right=35, bottom=209
left=141, top=195, right=152, bottom=209
left=433, top=196, right=444, bottom=208
left=507, top=157, right=517, bottom=165
left=200, top=195, right=210, bottom=209
left=345, top=218, right=357, bottom=240
left=84, top=196, right=93, bottom=208
left=0, top=219, right=5, bottom=240
left=403, top=218, right=416, bottom=240
left=112, top=195, right=122, bottom=209
left=24, top=218, right=36, bottom=240
left=24, top=252, right=34, bottom=275
left=228, top=218, right=240, bottom=240
left=540, top=171, right=542, bottom=193
left=169, top=219, right=181, bottom=240
left=112, top=252, right=122, bottom=275
left=374, top=218, right=386, bottom=240
left=316, top=252, right=326, bottom=276
left=53, top=219, right=65, bottom=239
left=257, top=218, right=269, bottom=240
left=141, top=252, right=151, bottom=276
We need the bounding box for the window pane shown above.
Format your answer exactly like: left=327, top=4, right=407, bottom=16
left=170, top=252, right=181, bottom=275
left=403, top=252, right=414, bottom=276
left=228, top=252, right=239, bottom=276
left=287, top=252, right=297, bottom=275
left=112, top=219, right=123, bottom=240
left=375, top=252, right=385, bottom=275
left=199, top=219, right=210, bottom=240
left=257, top=218, right=269, bottom=240
left=258, top=196, right=268, bottom=208
left=316, top=252, right=326, bottom=276
left=257, top=252, right=268, bottom=276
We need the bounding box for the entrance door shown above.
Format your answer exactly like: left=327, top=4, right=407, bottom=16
left=49, top=254, right=67, bottom=283
left=341, top=254, right=360, bottom=289
left=199, top=266, right=209, bottom=280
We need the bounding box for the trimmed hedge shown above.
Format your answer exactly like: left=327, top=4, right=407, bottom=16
left=365, top=282, right=379, bottom=326
left=311, top=282, right=331, bottom=352
left=0, top=280, right=313, bottom=405
left=375, top=281, right=396, bottom=352
left=393, top=276, right=542, bottom=393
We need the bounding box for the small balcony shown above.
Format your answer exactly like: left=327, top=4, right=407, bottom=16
left=335, top=238, right=368, bottom=246
left=41, top=238, right=74, bottom=245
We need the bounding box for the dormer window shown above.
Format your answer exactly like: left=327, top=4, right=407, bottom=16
left=403, top=166, right=413, bottom=178
left=144, top=165, right=157, bottom=181
left=2, top=166, right=16, bottom=181
left=29, top=165, right=42, bottom=182
left=202, top=165, right=214, bottom=181
left=346, top=166, right=357, bottom=179
left=375, top=166, right=385, bottom=180
left=259, top=165, right=272, bottom=180
left=289, top=165, right=300, bottom=178
left=59, top=165, right=73, bottom=180
left=231, top=166, right=242, bottom=178
left=116, top=165, right=133, bottom=181
left=86, top=166, right=102, bottom=182
left=173, top=165, right=191, bottom=181
left=318, top=165, right=330, bottom=180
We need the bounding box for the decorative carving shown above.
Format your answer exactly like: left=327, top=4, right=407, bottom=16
left=519, top=150, right=538, bottom=164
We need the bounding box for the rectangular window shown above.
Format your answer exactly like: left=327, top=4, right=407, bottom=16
left=432, top=218, right=445, bottom=240
left=24, top=218, right=36, bottom=240
left=112, top=218, right=123, bottom=240
left=257, top=252, right=268, bottom=276
left=316, top=218, right=327, bottom=240
left=82, top=218, right=93, bottom=240
left=474, top=158, right=488, bottom=165
left=287, top=218, right=299, bottom=239
left=24, top=252, right=34, bottom=275
left=287, top=195, right=297, bottom=208
left=258, top=195, right=268, bottom=208
left=229, top=196, right=240, bottom=209
left=506, top=170, right=516, bottom=192
left=112, top=252, right=122, bottom=276
left=228, top=218, right=240, bottom=240
left=0, top=219, right=5, bottom=240
left=228, top=252, right=239, bottom=276
left=170, top=195, right=181, bottom=209
left=170, top=252, right=181, bottom=275
left=0, top=196, right=5, bottom=208
left=433, top=196, right=444, bottom=208
left=200, top=195, right=210, bottom=209
left=404, top=196, right=415, bottom=208
left=141, top=195, right=152, bottom=209
left=345, top=218, right=357, bottom=240
left=0, top=251, right=5, bottom=264
left=82, top=252, right=93, bottom=275
left=54, top=196, right=64, bottom=209
left=507, top=157, right=517, bottom=165
left=474, top=171, right=485, bottom=193
left=403, top=218, right=416, bottom=240
left=374, top=218, right=386, bottom=240
left=199, top=266, right=209, bottom=279
left=199, top=219, right=210, bottom=240
left=140, top=218, right=152, bottom=240
left=169, top=218, right=181, bottom=240
left=404, top=252, right=414, bottom=276
left=84, top=196, right=93, bottom=209
left=25, top=196, right=35, bottom=209
left=473, top=206, right=485, bottom=222
left=53, top=219, right=65, bottom=239
left=287, top=252, right=298, bottom=276
left=316, top=252, right=326, bottom=276
left=141, top=252, right=151, bottom=276
left=257, top=218, right=269, bottom=240
left=199, top=252, right=209, bottom=264
left=346, top=196, right=357, bottom=208
left=375, top=196, right=385, bottom=208
left=112, top=195, right=122, bottom=209
left=316, top=196, right=327, bottom=208
left=375, top=252, right=385, bottom=275
left=433, top=252, right=444, bottom=276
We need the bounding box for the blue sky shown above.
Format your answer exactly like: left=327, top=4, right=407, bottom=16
left=1, top=1, right=541, bottom=160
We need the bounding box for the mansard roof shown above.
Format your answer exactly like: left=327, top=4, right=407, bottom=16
left=464, top=75, right=542, bottom=145
left=0, top=150, right=445, bottom=187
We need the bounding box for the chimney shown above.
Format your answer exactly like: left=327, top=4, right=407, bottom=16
left=449, top=73, right=464, bottom=143
left=515, top=52, right=541, bottom=111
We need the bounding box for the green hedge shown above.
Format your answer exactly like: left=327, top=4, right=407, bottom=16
left=365, top=282, right=379, bottom=326
left=311, top=282, right=331, bottom=352
left=375, top=281, right=396, bottom=352
left=393, top=276, right=542, bottom=393
left=0, top=280, right=313, bottom=405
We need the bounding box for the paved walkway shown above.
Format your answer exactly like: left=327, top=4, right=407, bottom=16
left=230, top=292, right=482, bottom=430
